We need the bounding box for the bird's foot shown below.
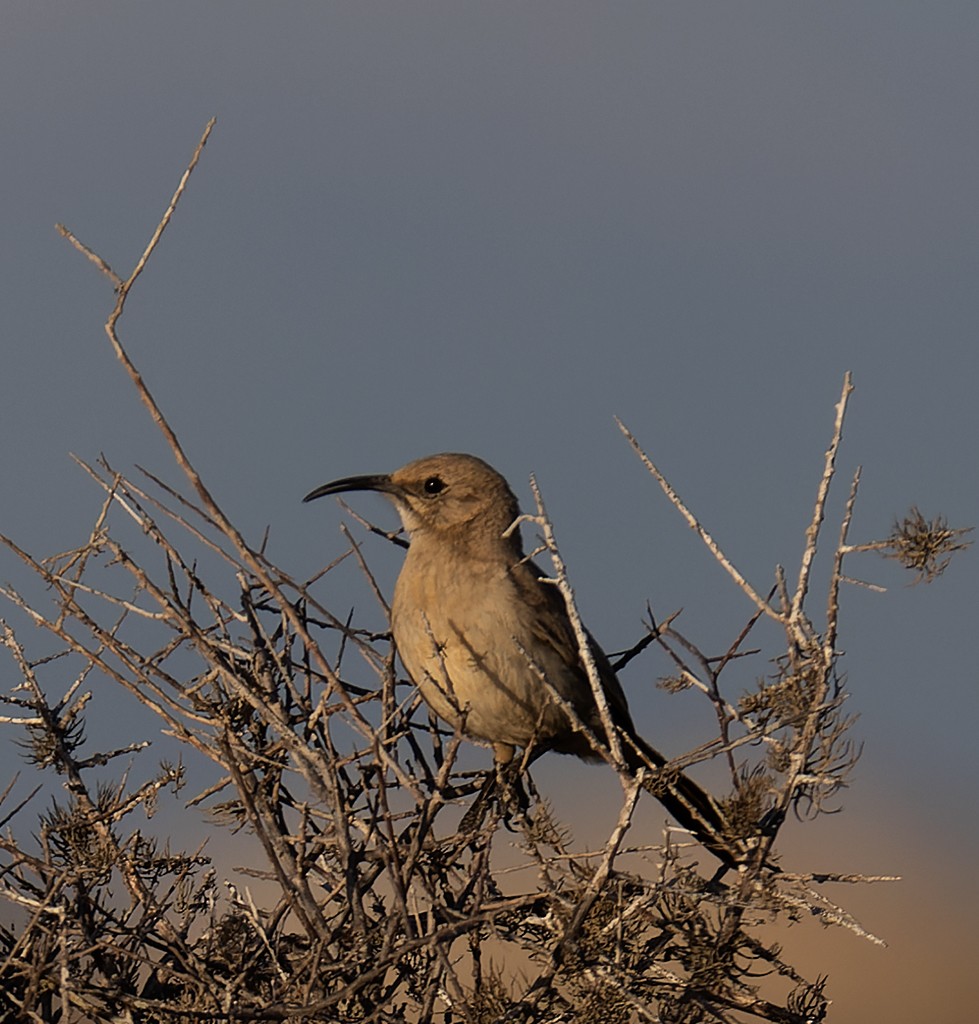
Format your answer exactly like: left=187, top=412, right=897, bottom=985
left=497, top=765, right=532, bottom=832
left=458, top=761, right=532, bottom=835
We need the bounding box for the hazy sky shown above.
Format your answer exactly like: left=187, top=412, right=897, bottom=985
left=2, top=5, right=977, bottom=1020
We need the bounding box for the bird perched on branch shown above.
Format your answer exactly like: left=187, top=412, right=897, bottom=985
left=305, top=452, right=740, bottom=866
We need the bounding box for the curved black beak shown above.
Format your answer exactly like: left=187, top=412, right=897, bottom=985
left=303, top=473, right=397, bottom=504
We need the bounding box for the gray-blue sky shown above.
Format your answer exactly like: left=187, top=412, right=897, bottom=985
left=2, top=5, right=976, bottom=1019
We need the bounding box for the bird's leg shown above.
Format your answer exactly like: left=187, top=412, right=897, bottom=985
left=458, top=743, right=533, bottom=834
left=458, top=744, right=513, bottom=834
left=493, top=742, right=516, bottom=769
left=492, top=743, right=534, bottom=831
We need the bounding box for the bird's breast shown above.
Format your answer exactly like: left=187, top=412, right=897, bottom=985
left=391, top=550, right=574, bottom=749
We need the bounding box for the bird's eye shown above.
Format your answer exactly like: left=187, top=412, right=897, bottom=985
left=423, top=476, right=446, bottom=496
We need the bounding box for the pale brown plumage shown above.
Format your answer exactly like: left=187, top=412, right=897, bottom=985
left=305, top=452, right=739, bottom=865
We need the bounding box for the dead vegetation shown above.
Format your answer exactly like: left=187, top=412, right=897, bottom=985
left=0, top=121, right=968, bottom=1023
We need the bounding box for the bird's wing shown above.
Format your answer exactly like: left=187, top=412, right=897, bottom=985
left=511, top=562, right=739, bottom=865
left=511, top=559, right=638, bottom=733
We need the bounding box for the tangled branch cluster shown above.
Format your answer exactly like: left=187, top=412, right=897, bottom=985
left=0, top=121, right=967, bottom=1023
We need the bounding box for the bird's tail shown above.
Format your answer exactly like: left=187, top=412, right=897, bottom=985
left=622, top=733, right=743, bottom=869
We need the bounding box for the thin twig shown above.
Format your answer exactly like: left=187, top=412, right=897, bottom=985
left=616, top=417, right=781, bottom=623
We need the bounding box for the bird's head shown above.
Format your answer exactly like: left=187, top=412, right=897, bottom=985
left=304, top=452, right=522, bottom=545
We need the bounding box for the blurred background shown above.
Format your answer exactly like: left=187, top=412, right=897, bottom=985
left=1, top=4, right=976, bottom=1020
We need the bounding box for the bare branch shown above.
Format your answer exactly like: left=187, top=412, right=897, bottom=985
left=617, top=416, right=782, bottom=624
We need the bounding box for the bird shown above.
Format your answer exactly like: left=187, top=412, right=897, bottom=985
left=304, top=452, right=740, bottom=866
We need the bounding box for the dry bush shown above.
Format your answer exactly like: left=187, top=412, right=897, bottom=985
left=0, top=122, right=970, bottom=1023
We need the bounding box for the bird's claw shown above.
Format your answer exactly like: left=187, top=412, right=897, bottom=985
left=458, top=763, right=533, bottom=834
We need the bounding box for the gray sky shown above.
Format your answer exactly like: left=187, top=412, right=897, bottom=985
left=2, top=5, right=977, bottom=1020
